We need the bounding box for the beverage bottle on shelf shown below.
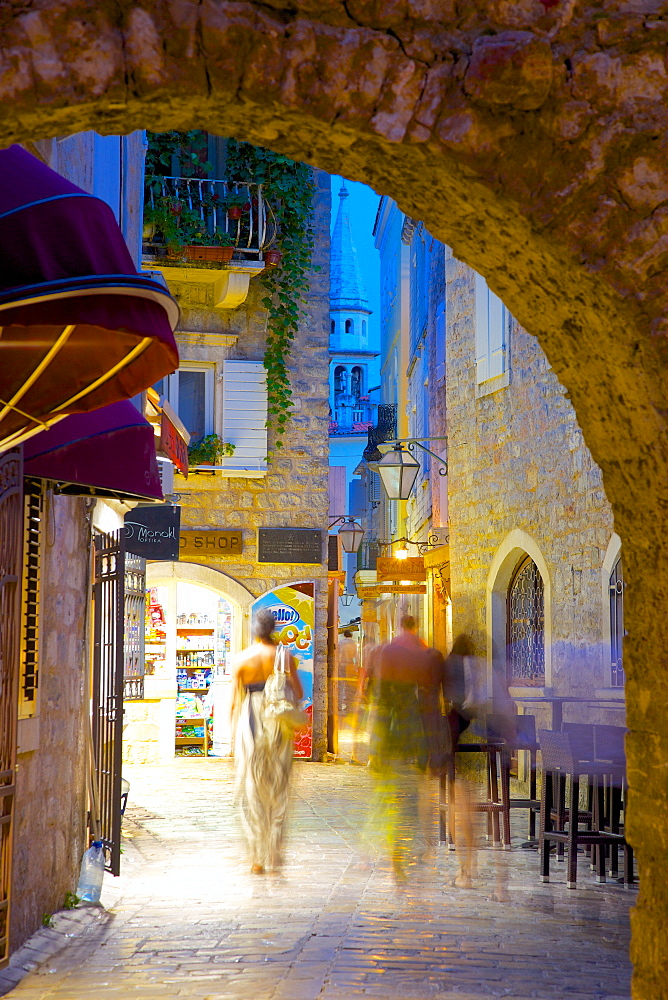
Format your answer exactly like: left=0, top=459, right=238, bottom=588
left=76, top=840, right=105, bottom=903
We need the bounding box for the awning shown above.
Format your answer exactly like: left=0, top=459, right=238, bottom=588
left=0, top=145, right=180, bottom=452
left=23, top=400, right=164, bottom=502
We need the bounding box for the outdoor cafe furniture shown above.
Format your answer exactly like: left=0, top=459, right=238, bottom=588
left=439, top=723, right=511, bottom=850
left=496, top=714, right=541, bottom=843
left=537, top=729, right=633, bottom=888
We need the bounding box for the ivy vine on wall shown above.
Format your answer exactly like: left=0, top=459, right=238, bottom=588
left=225, top=141, right=316, bottom=451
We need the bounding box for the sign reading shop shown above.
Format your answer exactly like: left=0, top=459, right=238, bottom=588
left=124, top=505, right=181, bottom=560
left=180, top=530, right=242, bottom=557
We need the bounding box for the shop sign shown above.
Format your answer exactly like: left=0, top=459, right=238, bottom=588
left=252, top=581, right=315, bottom=758
left=376, top=556, right=426, bottom=581
left=159, top=412, right=189, bottom=477
left=258, top=528, right=323, bottom=565
left=357, top=584, right=427, bottom=598
left=124, top=505, right=181, bottom=560
left=179, top=530, right=242, bottom=557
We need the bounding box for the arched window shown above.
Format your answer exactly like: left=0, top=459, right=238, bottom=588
left=334, top=365, right=347, bottom=397
left=331, top=319, right=335, bottom=337
left=362, top=320, right=367, bottom=339
left=507, top=555, right=545, bottom=687
left=350, top=366, right=362, bottom=400
left=609, top=556, right=624, bottom=688
left=345, top=318, right=353, bottom=335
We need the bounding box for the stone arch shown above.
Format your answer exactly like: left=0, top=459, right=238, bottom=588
left=486, top=529, right=552, bottom=693
left=146, top=560, right=255, bottom=649
left=4, top=3, right=667, bottom=991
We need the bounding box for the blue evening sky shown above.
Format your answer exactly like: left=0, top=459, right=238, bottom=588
left=330, top=175, right=381, bottom=345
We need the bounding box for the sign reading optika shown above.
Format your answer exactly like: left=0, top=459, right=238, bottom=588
left=180, top=530, right=242, bottom=557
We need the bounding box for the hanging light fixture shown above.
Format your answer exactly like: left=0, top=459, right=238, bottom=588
left=337, top=516, right=364, bottom=554
left=376, top=445, right=420, bottom=500
left=340, top=591, right=354, bottom=607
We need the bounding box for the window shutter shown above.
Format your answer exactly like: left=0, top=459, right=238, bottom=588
left=474, top=271, right=489, bottom=384
left=488, top=289, right=506, bottom=379
left=435, top=299, right=446, bottom=380
left=221, top=360, right=268, bottom=475
left=329, top=467, right=347, bottom=520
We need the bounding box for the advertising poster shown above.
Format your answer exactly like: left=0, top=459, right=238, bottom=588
left=252, top=581, right=314, bottom=758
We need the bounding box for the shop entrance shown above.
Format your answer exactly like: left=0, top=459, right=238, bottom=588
left=122, top=562, right=254, bottom=766
left=147, top=582, right=235, bottom=758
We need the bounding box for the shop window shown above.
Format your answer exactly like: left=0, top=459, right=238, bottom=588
left=19, top=479, right=43, bottom=719
left=507, top=555, right=545, bottom=687
left=474, top=270, right=509, bottom=387
left=609, top=556, right=625, bottom=688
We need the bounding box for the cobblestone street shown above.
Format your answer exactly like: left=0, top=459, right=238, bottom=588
left=5, top=758, right=633, bottom=1000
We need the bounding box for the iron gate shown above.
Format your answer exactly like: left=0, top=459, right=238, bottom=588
left=0, top=450, right=23, bottom=966
left=92, top=530, right=125, bottom=876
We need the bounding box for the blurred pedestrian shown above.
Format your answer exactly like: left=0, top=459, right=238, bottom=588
left=231, top=609, right=303, bottom=875
left=365, top=614, right=433, bottom=880
left=337, top=629, right=358, bottom=713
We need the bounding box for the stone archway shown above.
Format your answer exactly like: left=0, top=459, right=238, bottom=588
left=3, top=3, right=667, bottom=993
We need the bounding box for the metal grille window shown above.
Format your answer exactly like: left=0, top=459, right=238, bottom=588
left=19, top=479, right=43, bottom=719
left=507, top=556, right=545, bottom=686
left=92, top=530, right=125, bottom=876
left=123, top=554, right=146, bottom=701
left=609, top=556, right=625, bottom=688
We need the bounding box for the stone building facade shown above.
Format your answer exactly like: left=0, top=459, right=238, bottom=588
left=130, top=164, right=331, bottom=762
left=444, top=250, right=623, bottom=728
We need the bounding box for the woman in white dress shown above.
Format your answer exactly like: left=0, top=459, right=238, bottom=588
left=231, top=609, right=303, bottom=874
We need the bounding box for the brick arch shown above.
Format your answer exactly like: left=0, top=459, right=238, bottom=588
left=3, top=2, right=666, bottom=992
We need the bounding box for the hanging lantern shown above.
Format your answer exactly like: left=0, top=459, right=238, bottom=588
left=376, top=445, right=420, bottom=500
left=0, top=146, right=179, bottom=453
left=340, top=592, right=354, bottom=607
left=338, top=517, right=364, bottom=554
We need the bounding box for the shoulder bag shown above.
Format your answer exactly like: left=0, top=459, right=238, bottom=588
left=263, top=644, right=308, bottom=730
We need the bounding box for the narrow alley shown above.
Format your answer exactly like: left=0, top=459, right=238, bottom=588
left=4, top=760, right=631, bottom=1000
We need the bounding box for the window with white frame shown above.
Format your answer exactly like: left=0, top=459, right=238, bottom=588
left=474, top=271, right=509, bottom=386
left=155, top=363, right=215, bottom=443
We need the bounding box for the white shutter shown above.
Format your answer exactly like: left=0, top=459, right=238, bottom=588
left=474, top=271, right=489, bottom=384
left=329, top=467, right=347, bottom=520
left=488, top=290, right=506, bottom=379
left=220, top=360, right=268, bottom=475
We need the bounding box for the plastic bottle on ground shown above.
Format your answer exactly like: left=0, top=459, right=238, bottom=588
left=76, top=841, right=105, bottom=903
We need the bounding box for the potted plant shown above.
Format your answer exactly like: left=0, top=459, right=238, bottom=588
left=262, top=247, right=282, bottom=268
left=188, top=434, right=236, bottom=469
left=183, top=232, right=236, bottom=264
left=225, top=192, right=248, bottom=220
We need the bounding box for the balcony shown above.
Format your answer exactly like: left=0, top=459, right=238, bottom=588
left=142, top=177, right=277, bottom=308
left=329, top=399, right=376, bottom=437
left=363, top=403, right=397, bottom=461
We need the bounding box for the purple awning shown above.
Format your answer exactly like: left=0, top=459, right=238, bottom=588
left=23, top=401, right=164, bottom=502
left=0, top=145, right=179, bottom=451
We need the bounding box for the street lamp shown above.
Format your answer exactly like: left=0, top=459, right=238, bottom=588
left=340, top=591, right=354, bottom=607
left=337, top=516, right=364, bottom=554
left=376, top=445, right=420, bottom=501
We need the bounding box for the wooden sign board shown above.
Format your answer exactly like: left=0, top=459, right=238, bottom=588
left=180, top=530, right=242, bottom=557
left=160, top=413, right=189, bottom=477
left=124, top=505, right=181, bottom=560
left=357, top=584, right=427, bottom=598
left=376, top=556, right=426, bottom=582
left=258, top=528, right=323, bottom=565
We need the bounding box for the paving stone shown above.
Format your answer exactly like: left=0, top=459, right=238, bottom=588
left=2, top=759, right=633, bottom=1000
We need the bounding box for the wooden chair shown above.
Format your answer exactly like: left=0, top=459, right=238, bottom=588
left=439, top=726, right=511, bottom=850
left=537, top=729, right=633, bottom=888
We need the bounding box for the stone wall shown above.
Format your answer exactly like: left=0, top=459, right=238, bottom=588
left=165, top=168, right=331, bottom=760
left=444, top=252, right=619, bottom=731
left=11, top=494, right=89, bottom=950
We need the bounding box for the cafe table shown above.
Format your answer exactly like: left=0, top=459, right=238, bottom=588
left=510, top=695, right=625, bottom=731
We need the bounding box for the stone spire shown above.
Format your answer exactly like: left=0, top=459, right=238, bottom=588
left=330, top=182, right=370, bottom=314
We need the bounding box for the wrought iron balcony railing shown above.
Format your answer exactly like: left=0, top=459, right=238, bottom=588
left=144, top=176, right=277, bottom=260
